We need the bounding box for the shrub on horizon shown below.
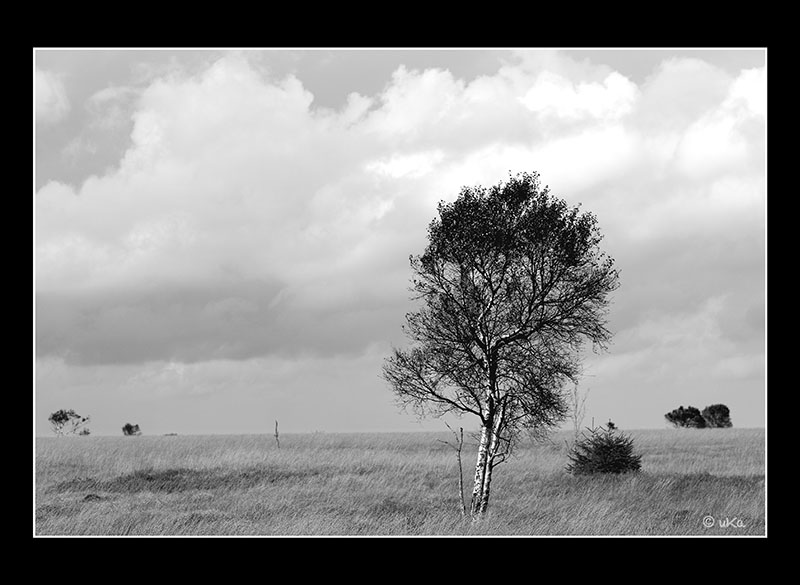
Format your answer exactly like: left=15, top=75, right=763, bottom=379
left=665, top=404, right=733, bottom=428
left=702, top=404, right=733, bottom=428
left=665, top=406, right=706, bottom=428
left=122, top=423, right=142, bottom=436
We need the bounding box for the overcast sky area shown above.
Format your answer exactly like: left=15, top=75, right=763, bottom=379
left=34, top=48, right=766, bottom=436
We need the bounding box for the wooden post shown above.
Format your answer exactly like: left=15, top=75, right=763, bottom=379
left=440, top=422, right=467, bottom=517
left=456, top=426, right=466, bottom=517
left=274, top=420, right=280, bottom=449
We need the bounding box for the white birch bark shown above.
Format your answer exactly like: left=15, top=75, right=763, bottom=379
left=470, top=425, right=490, bottom=517
left=478, top=412, right=503, bottom=514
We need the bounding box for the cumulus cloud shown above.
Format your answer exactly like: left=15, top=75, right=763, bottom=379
left=35, top=46, right=765, bottom=433
left=727, top=67, right=766, bottom=117
left=633, top=58, right=734, bottom=131
left=673, top=68, right=766, bottom=180
left=519, top=70, right=639, bottom=121
left=36, top=68, right=70, bottom=124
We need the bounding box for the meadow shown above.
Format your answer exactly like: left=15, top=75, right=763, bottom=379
left=34, top=428, right=766, bottom=536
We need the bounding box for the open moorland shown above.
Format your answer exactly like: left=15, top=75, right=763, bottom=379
left=34, top=428, right=765, bottom=536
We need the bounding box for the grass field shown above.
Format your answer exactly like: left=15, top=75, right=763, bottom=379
left=34, top=428, right=766, bottom=536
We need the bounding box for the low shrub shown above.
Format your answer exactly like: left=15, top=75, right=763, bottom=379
left=566, top=426, right=642, bottom=475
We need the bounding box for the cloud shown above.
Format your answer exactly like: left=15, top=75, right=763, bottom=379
left=87, top=85, right=140, bottom=130
left=365, top=149, right=446, bottom=179
left=89, top=85, right=139, bottom=105
left=36, top=68, right=70, bottom=124
left=36, top=278, right=410, bottom=366
left=35, top=51, right=765, bottom=396
left=519, top=70, right=639, bottom=121
left=35, top=55, right=418, bottom=365
left=633, top=57, right=734, bottom=131
left=673, top=68, right=766, bottom=180
left=35, top=341, right=417, bottom=435
left=724, top=67, right=766, bottom=118
left=61, top=136, right=99, bottom=165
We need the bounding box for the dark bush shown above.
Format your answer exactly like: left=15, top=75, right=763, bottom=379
left=122, top=423, right=142, bottom=436
left=566, top=426, right=642, bottom=475
left=665, top=405, right=706, bottom=428
left=702, top=404, right=732, bottom=428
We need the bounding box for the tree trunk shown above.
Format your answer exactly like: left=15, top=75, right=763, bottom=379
left=478, top=440, right=497, bottom=514
left=477, top=408, right=505, bottom=515
left=478, top=461, right=494, bottom=515
left=478, top=416, right=503, bottom=515
left=470, top=424, right=491, bottom=518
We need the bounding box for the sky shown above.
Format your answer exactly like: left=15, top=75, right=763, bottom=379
left=34, top=48, right=766, bottom=436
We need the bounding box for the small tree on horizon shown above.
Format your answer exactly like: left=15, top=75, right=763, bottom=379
left=702, top=404, right=733, bottom=428
left=665, top=406, right=706, bottom=428
left=665, top=404, right=734, bottom=429
left=383, top=172, right=620, bottom=519
left=48, top=409, right=91, bottom=436
left=122, top=423, right=142, bottom=436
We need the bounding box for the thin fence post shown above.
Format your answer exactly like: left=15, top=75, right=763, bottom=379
left=440, top=422, right=466, bottom=517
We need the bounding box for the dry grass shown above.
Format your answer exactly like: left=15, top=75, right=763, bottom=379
left=34, top=428, right=765, bottom=536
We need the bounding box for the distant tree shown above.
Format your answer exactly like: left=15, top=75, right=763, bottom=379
left=665, top=406, right=706, bottom=428
left=566, top=424, right=642, bottom=475
left=78, top=428, right=91, bottom=436
left=702, top=404, right=733, bottom=428
left=122, top=423, right=142, bottom=436
left=383, top=172, right=620, bottom=519
left=48, top=409, right=91, bottom=436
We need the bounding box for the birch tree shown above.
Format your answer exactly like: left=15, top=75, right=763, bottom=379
left=383, top=172, right=619, bottom=519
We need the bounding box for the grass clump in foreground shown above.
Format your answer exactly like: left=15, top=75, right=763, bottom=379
left=34, top=429, right=765, bottom=536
